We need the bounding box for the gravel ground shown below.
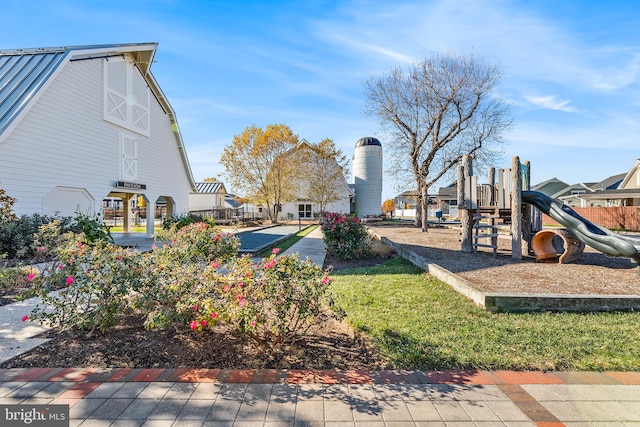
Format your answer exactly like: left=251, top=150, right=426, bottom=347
left=368, top=223, right=640, bottom=296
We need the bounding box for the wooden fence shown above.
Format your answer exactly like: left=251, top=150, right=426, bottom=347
left=542, top=206, right=640, bottom=231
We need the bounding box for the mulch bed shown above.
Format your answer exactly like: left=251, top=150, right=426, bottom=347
left=0, top=256, right=390, bottom=370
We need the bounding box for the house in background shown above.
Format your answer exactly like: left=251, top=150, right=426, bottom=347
left=189, top=181, right=228, bottom=212
left=189, top=181, right=257, bottom=223
left=0, top=43, right=196, bottom=235
left=560, top=162, right=640, bottom=207
left=530, top=178, right=570, bottom=198
left=276, top=141, right=353, bottom=220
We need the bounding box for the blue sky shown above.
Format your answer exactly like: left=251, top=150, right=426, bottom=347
left=2, top=0, right=640, bottom=200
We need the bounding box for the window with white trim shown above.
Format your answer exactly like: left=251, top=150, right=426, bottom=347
left=298, top=204, right=313, bottom=218
left=120, top=134, right=138, bottom=181
left=104, top=57, right=150, bottom=136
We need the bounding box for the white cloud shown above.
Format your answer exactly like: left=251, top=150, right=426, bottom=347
left=524, top=95, right=577, bottom=113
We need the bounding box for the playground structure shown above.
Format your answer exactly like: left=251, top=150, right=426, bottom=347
left=458, top=155, right=640, bottom=270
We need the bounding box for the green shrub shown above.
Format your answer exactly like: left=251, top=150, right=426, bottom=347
left=24, top=220, right=333, bottom=349
left=162, top=213, right=216, bottom=230
left=153, top=222, right=240, bottom=264
left=0, top=265, right=33, bottom=290
left=73, top=212, right=113, bottom=244
left=25, top=235, right=146, bottom=334
left=0, top=187, right=17, bottom=225
left=136, top=222, right=240, bottom=329
left=320, top=212, right=372, bottom=260
left=0, top=212, right=111, bottom=261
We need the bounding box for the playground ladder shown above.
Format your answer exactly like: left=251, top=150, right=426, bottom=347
left=472, top=208, right=499, bottom=257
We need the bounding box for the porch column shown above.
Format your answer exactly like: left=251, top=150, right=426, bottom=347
left=122, top=194, right=133, bottom=233
left=146, top=199, right=155, bottom=237
left=165, top=198, right=175, bottom=220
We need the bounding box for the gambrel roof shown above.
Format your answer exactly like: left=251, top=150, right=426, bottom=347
left=0, top=43, right=196, bottom=190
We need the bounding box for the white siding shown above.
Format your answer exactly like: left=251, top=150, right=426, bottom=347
left=0, top=55, right=192, bottom=217
left=189, top=193, right=224, bottom=211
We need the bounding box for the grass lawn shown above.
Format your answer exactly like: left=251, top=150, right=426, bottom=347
left=107, top=225, right=149, bottom=233
left=331, top=258, right=640, bottom=371
left=253, top=225, right=318, bottom=257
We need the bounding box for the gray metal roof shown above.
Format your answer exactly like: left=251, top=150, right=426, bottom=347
left=196, top=182, right=224, bottom=193
left=0, top=43, right=159, bottom=137
left=0, top=50, right=69, bottom=134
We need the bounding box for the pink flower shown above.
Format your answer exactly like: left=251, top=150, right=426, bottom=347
left=27, top=273, right=36, bottom=281
left=200, top=320, right=207, bottom=327
left=76, top=242, right=83, bottom=248
left=211, top=261, right=220, bottom=269
left=322, top=276, right=331, bottom=285
left=21, top=315, right=28, bottom=322
left=239, top=299, right=246, bottom=307
left=57, top=265, right=64, bottom=270
left=210, top=312, right=218, bottom=319
left=250, top=320, right=256, bottom=327
left=190, top=320, right=198, bottom=330
left=151, top=244, right=157, bottom=250
left=37, top=246, right=46, bottom=252
left=245, top=272, right=251, bottom=277
left=193, top=305, right=199, bottom=311
left=238, top=282, right=244, bottom=288
left=223, top=285, right=231, bottom=292
left=215, top=234, right=221, bottom=242
left=272, top=247, right=280, bottom=255
left=263, top=259, right=276, bottom=269
left=236, top=294, right=243, bottom=300
left=65, top=276, right=74, bottom=286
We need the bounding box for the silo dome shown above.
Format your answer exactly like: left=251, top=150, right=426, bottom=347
left=353, top=137, right=383, bottom=218
left=355, top=137, right=382, bottom=148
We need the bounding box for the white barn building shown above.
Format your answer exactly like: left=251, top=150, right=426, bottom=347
left=0, top=43, right=197, bottom=235
left=278, top=141, right=353, bottom=220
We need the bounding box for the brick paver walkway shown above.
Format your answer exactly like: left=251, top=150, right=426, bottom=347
left=1, top=368, right=639, bottom=425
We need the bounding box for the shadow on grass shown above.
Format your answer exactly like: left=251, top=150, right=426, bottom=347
left=330, top=258, right=423, bottom=277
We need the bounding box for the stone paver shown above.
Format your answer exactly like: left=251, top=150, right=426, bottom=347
left=0, top=369, right=638, bottom=425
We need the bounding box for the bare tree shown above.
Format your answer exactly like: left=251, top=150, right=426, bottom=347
left=365, top=53, right=512, bottom=231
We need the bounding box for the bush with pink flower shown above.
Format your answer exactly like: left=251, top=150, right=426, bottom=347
left=22, top=220, right=335, bottom=349
left=25, top=230, right=146, bottom=334
left=320, top=212, right=372, bottom=260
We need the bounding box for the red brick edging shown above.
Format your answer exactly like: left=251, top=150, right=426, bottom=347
left=1, top=368, right=637, bottom=386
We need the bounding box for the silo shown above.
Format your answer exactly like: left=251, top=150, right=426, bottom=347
left=353, top=137, right=383, bottom=217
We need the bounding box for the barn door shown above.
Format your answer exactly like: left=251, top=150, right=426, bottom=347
left=121, top=134, right=138, bottom=181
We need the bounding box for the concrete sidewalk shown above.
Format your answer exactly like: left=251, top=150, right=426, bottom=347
left=0, top=295, right=51, bottom=364
left=281, top=225, right=326, bottom=267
